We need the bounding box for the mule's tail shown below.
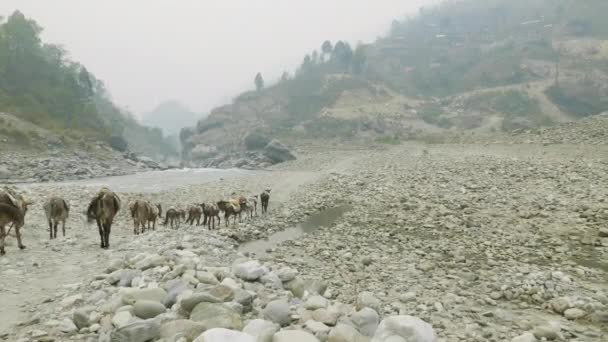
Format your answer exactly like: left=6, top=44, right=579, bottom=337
left=163, top=213, right=169, bottom=226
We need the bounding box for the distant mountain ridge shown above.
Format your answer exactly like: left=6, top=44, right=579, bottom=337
left=142, top=100, right=200, bottom=137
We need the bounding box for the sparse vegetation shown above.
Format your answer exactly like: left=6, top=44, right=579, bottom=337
left=546, top=83, right=608, bottom=118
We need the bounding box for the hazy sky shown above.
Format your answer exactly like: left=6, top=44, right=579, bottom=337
left=0, top=0, right=436, bottom=117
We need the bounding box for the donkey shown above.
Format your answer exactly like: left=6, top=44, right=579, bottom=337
left=238, top=196, right=256, bottom=219
left=186, top=205, right=203, bottom=226
left=0, top=187, right=32, bottom=253
left=163, top=207, right=181, bottom=229
left=200, top=203, right=221, bottom=230
left=43, top=197, right=69, bottom=239
left=0, top=204, right=25, bottom=255
left=147, top=202, right=160, bottom=231
left=87, top=187, right=121, bottom=249
left=260, top=189, right=271, bottom=214
left=217, top=199, right=241, bottom=227
left=129, top=200, right=151, bottom=235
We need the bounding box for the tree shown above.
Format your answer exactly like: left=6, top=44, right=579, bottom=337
left=254, top=72, right=264, bottom=91
left=300, top=54, right=313, bottom=74
left=321, top=40, right=333, bottom=61
left=332, top=41, right=353, bottom=70
left=311, top=50, right=319, bottom=65
left=280, top=71, right=290, bottom=83
left=352, top=44, right=367, bottom=74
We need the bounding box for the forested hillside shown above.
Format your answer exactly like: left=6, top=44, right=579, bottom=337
left=0, top=11, right=176, bottom=158
left=181, top=0, right=608, bottom=164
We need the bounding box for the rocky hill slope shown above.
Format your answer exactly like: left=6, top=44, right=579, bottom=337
left=180, top=0, right=608, bottom=168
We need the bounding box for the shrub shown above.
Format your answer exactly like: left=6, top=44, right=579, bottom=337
left=108, top=135, right=128, bottom=152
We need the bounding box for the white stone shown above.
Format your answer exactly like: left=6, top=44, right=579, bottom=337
left=371, top=315, right=437, bottom=342
left=194, top=328, right=255, bottom=342
left=273, top=330, right=320, bottom=342
left=233, top=260, right=268, bottom=281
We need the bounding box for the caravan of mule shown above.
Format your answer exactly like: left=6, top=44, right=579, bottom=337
left=0, top=186, right=271, bottom=255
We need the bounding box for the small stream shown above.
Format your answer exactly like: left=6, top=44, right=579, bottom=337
left=239, top=205, right=351, bottom=256
left=20, top=168, right=257, bottom=192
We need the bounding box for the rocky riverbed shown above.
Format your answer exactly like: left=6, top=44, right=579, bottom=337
left=0, top=148, right=171, bottom=184
left=1, top=142, right=607, bottom=342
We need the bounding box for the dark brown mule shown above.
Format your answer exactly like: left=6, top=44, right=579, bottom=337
left=0, top=204, right=25, bottom=255
left=200, top=203, right=221, bottom=230
left=0, top=187, right=31, bottom=253
left=260, top=189, right=271, bottom=214
left=186, top=205, right=203, bottom=226
left=163, top=208, right=181, bottom=229
left=87, top=187, right=121, bottom=249
left=44, top=197, right=69, bottom=239
left=217, top=199, right=241, bottom=227
left=129, top=200, right=150, bottom=235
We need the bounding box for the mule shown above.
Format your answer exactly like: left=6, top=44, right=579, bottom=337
left=260, top=189, right=271, bottom=214
left=87, top=187, right=121, bottom=249
left=163, top=208, right=181, bottom=229
left=217, top=199, right=241, bottom=227
left=200, top=203, right=221, bottom=230
left=147, top=202, right=160, bottom=231
left=186, top=205, right=203, bottom=226
left=0, top=203, right=25, bottom=255
left=129, top=200, right=151, bottom=235
left=44, top=197, right=69, bottom=239
left=0, top=187, right=32, bottom=253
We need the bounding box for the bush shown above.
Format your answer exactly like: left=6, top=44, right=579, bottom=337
left=108, top=135, right=128, bottom=152
left=244, top=131, right=271, bottom=150
left=546, top=84, right=608, bottom=118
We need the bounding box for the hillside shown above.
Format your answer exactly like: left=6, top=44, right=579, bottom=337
left=0, top=11, right=177, bottom=160
left=142, top=100, right=200, bottom=137
left=181, top=0, right=608, bottom=167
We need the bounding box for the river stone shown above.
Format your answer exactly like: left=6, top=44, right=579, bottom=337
left=263, top=300, right=291, bottom=326
left=312, top=308, right=339, bottom=326
left=564, top=308, right=586, bottom=320
left=72, top=309, right=91, bottom=329
left=181, top=285, right=235, bottom=312
left=532, top=323, right=562, bottom=340
left=160, top=319, right=208, bottom=341
left=196, top=271, right=220, bottom=285
left=328, top=324, right=368, bottom=342
left=194, top=328, right=256, bottom=342
left=306, top=295, right=329, bottom=310
left=261, top=272, right=283, bottom=289
left=234, top=288, right=255, bottom=310
left=511, top=332, right=537, bottom=342
left=286, top=278, right=328, bottom=298
left=110, top=317, right=161, bottom=342
left=306, top=320, right=331, bottom=335
left=233, top=260, right=268, bottom=281
left=550, top=297, right=571, bottom=314
left=59, top=318, right=78, bottom=334
left=121, top=288, right=168, bottom=305
left=352, top=308, right=380, bottom=337
left=134, top=255, right=166, bottom=270
left=371, top=315, right=437, bottom=342
left=599, top=228, right=608, bottom=238
left=243, top=319, right=279, bottom=342
left=112, top=311, right=133, bottom=328
left=277, top=267, right=298, bottom=282
left=190, top=302, right=242, bottom=330
left=133, top=300, right=166, bottom=319
left=273, top=330, right=319, bottom=342
left=165, top=280, right=189, bottom=307
left=356, top=292, right=381, bottom=312
left=118, top=270, right=140, bottom=287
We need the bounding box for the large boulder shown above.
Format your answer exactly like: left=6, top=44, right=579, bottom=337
left=194, top=328, right=255, bottom=342
left=328, top=324, right=368, bottom=342
left=190, top=302, right=242, bottom=330
left=371, top=316, right=436, bottom=342
left=264, top=140, right=296, bottom=164
left=181, top=285, right=235, bottom=313
left=121, top=288, right=168, bottom=305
